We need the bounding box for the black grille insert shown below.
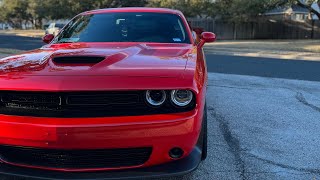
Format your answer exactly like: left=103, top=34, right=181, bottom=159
left=0, top=145, right=152, bottom=169
left=66, top=94, right=139, bottom=105
left=0, top=91, right=196, bottom=118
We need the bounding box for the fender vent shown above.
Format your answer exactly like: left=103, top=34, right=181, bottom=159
left=52, top=56, right=105, bottom=64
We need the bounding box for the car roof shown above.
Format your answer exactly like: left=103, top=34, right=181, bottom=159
left=83, top=7, right=183, bottom=16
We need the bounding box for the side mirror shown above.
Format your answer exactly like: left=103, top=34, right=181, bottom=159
left=42, top=34, right=54, bottom=44
left=198, top=32, right=216, bottom=48
left=201, top=32, right=216, bottom=43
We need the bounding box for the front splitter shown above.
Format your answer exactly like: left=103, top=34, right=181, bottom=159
left=0, top=148, right=202, bottom=180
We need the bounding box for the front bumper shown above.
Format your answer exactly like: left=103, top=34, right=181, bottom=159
left=0, top=108, right=204, bottom=172
left=0, top=148, right=202, bottom=180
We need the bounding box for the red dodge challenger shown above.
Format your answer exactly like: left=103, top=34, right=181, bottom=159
left=0, top=8, right=215, bottom=179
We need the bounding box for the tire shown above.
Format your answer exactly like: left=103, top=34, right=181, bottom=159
left=201, top=103, right=208, bottom=161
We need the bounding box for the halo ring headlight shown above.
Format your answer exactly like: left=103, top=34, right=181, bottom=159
left=171, top=90, right=193, bottom=107
left=145, top=90, right=166, bottom=106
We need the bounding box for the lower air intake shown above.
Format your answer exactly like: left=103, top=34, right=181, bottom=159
left=0, top=145, right=152, bottom=170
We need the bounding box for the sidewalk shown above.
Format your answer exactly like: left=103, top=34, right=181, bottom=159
left=205, top=40, right=320, bottom=61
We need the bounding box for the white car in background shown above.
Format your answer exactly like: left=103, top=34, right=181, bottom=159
left=45, top=23, right=65, bottom=36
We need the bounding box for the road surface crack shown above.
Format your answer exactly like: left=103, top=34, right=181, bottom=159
left=208, top=105, right=248, bottom=180
left=245, top=152, right=320, bottom=175
left=296, top=92, right=320, bottom=113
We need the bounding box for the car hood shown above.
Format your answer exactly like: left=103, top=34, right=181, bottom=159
left=0, top=43, right=194, bottom=78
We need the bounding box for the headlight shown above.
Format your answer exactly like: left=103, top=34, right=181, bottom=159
left=145, top=90, right=166, bottom=107
left=171, top=90, right=193, bottom=107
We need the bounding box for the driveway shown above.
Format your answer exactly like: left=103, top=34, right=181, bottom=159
left=1, top=35, right=320, bottom=179
left=161, top=72, right=320, bottom=180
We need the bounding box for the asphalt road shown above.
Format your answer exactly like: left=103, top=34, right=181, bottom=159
left=177, top=73, right=320, bottom=180
left=0, top=34, right=43, bottom=51
left=206, top=53, right=320, bottom=82
left=1, top=35, right=320, bottom=180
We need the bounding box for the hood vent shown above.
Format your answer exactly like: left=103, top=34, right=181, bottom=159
left=52, top=56, right=106, bottom=64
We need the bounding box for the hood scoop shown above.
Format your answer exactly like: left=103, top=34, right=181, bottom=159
left=52, top=56, right=106, bottom=64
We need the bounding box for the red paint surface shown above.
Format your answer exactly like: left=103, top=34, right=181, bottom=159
left=0, top=8, right=209, bottom=172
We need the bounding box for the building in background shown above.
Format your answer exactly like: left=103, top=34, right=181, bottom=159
left=265, top=3, right=320, bottom=22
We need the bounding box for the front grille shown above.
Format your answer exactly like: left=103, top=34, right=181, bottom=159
left=0, top=91, right=195, bottom=118
left=0, top=145, right=152, bottom=169
left=1, top=93, right=62, bottom=110
left=66, top=94, right=139, bottom=105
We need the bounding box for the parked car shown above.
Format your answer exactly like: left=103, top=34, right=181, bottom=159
left=0, top=7, right=215, bottom=179
left=45, top=22, right=65, bottom=36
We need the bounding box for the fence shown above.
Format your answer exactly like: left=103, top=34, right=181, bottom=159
left=188, top=18, right=320, bottom=40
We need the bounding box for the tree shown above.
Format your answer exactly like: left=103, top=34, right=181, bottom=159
left=1, top=0, right=319, bottom=29
left=0, top=0, right=147, bottom=29
left=93, top=0, right=147, bottom=8
left=27, top=0, right=51, bottom=29
left=213, top=0, right=304, bottom=22
left=190, top=0, right=320, bottom=22
left=43, top=0, right=147, bottom=20
left=148, top=0, right=216, bottom=18
left=1, top=0, right=30, bottom=29
left=147, top=0, right=301, bottom=20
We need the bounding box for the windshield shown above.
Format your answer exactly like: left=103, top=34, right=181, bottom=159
left=53, top=12, right=190, bottom=44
